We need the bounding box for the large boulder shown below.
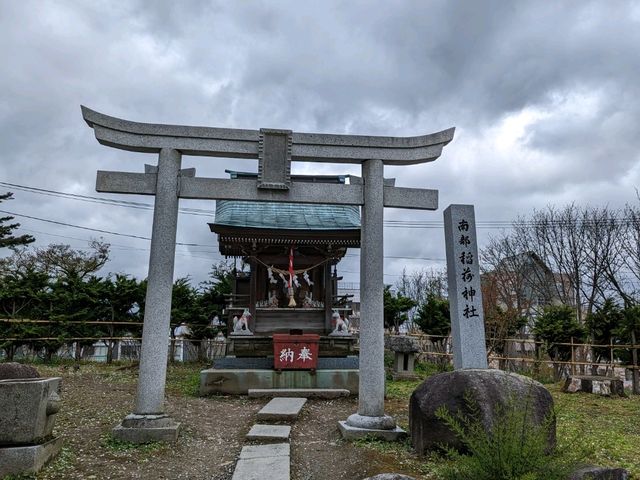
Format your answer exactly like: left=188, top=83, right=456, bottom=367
left=409, top=369, right=555, bottom=455
left=0, top=362, right=40, bottom=380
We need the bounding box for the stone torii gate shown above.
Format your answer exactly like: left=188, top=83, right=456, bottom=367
left=81, top=106, right=454, bottom=442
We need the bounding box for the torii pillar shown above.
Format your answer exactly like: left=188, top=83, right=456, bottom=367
left=81, top=106, right=454, bottom=442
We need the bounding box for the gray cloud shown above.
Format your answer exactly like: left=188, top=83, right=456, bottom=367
left=1, top=0, right=639, bottom=286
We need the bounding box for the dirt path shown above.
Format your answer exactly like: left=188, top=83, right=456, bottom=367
left=28, top=364, right=423, bottom=480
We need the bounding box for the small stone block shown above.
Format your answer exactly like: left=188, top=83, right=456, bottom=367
left=112, top=422, right=180, bottom=444
left=232, top=454, right=290, bottom=480
left=568, top=465, right=629, bottom=480
left=248, top=388, right=350, bottom=399
left=257, top=397, right=307, bottom=421
left=239, top=443, right=290, bottom=460
left=338, top=421, right=406, bottom=441
left=246, top=424, right=291, bottom=442
left=0, top=436, right=63, bottom=477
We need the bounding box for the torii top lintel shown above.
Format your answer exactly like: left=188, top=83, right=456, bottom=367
left=81, top=106, right=455, bottom=166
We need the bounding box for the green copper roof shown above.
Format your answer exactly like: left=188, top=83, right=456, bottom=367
left=214, top=201, right=360, bottom=230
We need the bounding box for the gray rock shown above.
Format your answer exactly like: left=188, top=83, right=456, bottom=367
left=0, top=362, right=40, bottom=380
left=563, top=376, right=626, bottom=397
left=0, top=377, right=61, bottom=446
left=409, top=369, right=555, bottom=455
left=362, top=475, right=416, bottom=480
left=385, top=335, right=420, bottom=353
left=568, top=465, right=630, bottom=480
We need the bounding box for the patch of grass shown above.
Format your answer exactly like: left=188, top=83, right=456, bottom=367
left=415, top=360, right=452, bottom=377
left=101, top=434, right=165, bottom=454
left=353, top=435, right=434, bottom=477
left=551, top=384, right=640, bottom=476
left=386, top=378, right=422, bottom=400
left=385, top=361, right=447, bottom=400
left=434, top=392, right=588, bottom=480
left=165, top=363, right=205, bottom=397
left=40, top=446, right=75, bottom=478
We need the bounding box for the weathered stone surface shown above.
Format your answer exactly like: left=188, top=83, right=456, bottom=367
left=248, top=388, right=351, bottom=399
left=82, top=106, right=454, bottom=165
left=409, top=369, right=555, bottom=455
left=232, top=454, right=289, bottom=480
left=568, top=465, right=630, bottom=480
left=112, top=414, right=180, bottom=444
left=246, top=424, right=291, bottom=442
left=563, top=376, right=626, bottom=397
left=444, top=205, right=488, bottom=370
left=338, top=420, right=406, bottom=441
left=257, top=397, right=307, bottom=422
left=0, top=377, right=61, bottom=446
left=0, top=436, right=63, bottom=477
left=362, top=475, right=416, bottom=480
left=200, top=368, right=359, bottom=395
left=385, top=335, right=420, bottom=353
left=0, top=362, right=40, bottom=380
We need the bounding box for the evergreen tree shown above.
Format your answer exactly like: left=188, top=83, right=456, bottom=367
left=0, top=192, right=35, bottom=248
left=533, top=305, right=584, bottom=379
left=413, top=295, right=450, bottom=337
left=383, top=285, right=416, bottom=332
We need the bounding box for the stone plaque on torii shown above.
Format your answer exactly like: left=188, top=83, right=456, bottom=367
left=81, top=106, right=454, bottom=442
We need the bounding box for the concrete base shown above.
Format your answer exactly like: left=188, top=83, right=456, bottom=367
left=200, top=368, right=359, bottom=395
left=0, top=436, right=63, bottom=476
left=112, top=414, right=180, bottom=444
left=338, top=421, right=406, bottom=441
left=249, top=388, right=350, bottom=399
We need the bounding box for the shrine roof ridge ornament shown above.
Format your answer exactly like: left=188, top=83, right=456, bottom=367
left=81, top=106, right=455, bottom=165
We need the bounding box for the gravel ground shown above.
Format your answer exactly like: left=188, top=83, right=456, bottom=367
left=21, top=363, right=424, bottom=480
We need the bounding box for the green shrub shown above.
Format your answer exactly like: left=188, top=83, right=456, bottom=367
left=434, top=392, right=586, bottom=480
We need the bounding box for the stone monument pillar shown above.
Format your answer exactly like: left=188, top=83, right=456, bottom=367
left=444, top=204, right=488, bottom=370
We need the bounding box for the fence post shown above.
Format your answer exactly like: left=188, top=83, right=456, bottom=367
left=610, top=338, right=615, bottom=377
left=632, top=330, right=639, bottom=395
left=570, top=337, right=576, bottom=376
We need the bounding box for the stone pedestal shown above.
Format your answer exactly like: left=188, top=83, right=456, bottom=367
left=338, top=414, right=406, bottom=441
left=0, top=436, right=63, bottom=477
left=112, top=414, right=180, bottom=444
left=0, top=377, right=63, bottom=476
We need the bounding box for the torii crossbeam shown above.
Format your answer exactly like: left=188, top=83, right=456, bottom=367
left=82, top=106, right=454, bottom=442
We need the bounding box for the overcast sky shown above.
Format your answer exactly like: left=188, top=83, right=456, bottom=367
left=1, top=0, right=639, bottom=287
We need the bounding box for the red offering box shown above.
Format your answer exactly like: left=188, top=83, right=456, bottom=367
left=273, top=333, right=320, bottom=370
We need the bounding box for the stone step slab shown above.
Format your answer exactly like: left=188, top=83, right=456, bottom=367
left=246, top=424, right=291, bottom=442
left=248, top=388, right=350, bottom=399
left=232, top=446, right=290, bottom=480
left=257, top=397, right=307, bottom=422
left=239, top=443, right=290, bottom=460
